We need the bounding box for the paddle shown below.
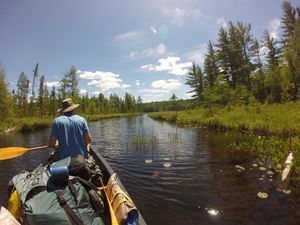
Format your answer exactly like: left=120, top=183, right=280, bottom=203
left=0, top=145, right=48, bottom=160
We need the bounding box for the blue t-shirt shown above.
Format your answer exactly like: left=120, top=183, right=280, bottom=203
left=50, top=113, right=90, bottom=159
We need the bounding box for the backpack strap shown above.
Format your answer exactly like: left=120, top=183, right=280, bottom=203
left=75, top=176, right=98, bottom=191
left=55, top=191, right=84, bottom=225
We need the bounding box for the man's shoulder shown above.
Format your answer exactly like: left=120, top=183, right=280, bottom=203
left=72, top=115, right=86, bottom=122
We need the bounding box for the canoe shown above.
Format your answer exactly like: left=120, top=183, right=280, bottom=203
left=89, top=146, right=147, bottom=225
left=6, top=146, right=147, bottom=225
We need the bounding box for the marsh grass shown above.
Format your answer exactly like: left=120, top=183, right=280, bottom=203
left=129, top=135, right=158, bottom=150
left=85, top=112, right=141, bottom=122
left=167, top=132, right=180, bottom=143
left=149, top=102, right=300, bottom=136
left=0, top=113, right=142, bottom=133
left=149, top=102, right=300, bottom=176
left=232, top=136, right=300, bottom=175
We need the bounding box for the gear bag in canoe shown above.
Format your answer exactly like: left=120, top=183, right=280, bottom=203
left=7, top=156, right=105, bottom=225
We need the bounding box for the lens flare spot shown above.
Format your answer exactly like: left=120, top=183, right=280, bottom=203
left=159, top=25, right=168, bottom=39
left=157, top=43, right=166, bottom=55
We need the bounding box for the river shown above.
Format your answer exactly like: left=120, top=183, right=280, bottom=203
left=0, top=115, right=299, bottom=225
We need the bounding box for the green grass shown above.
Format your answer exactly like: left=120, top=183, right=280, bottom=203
left=149, top=102, right=300, bottom=137
left=129, top=135, right=158, bottom=150
left=84, top=112, right=142, bottom=122
left=149, top=102, right=300, bottom=176
left=0, top=112, right=143, bottom=133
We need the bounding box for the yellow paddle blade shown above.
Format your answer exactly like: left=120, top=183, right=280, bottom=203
left=0, top=147, right=28, bottom=160
left=0, top=146, right=48, bottom=160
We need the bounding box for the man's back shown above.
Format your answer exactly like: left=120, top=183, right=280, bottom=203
left=50, top=113, right=90, bottom=159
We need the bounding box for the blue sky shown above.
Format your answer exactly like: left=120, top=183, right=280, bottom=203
left=1, top=0, right=298, bottom=102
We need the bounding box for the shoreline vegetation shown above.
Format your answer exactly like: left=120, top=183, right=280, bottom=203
left=148, top=102, right=300, bottom=176
left=0, top=112, right=142, bottom=134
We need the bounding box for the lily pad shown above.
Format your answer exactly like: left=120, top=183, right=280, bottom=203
left=163, top=162, right=172, bottom=168
left=252, top=163, right=258, bottom=167
left=235, top=165, right=246, bottom=171
left=277, top=164, right=282, bottom=169
left=163, top=157, right=171, bottom=161
left=152, top=171, right=160, bottom=177
left=267, top=171, right=274, bottom=175
left=257, top=192, right=268, bottom=199
left=145, top=159, right=153, bottom=164
left=259, top=167, right=266, bottom=171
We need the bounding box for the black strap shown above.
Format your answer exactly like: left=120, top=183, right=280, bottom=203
left=68, top=180, right=79, bottom=197
left=25, top=186, right=47, bottom=202
left=76, top=176, right=98, bottom=191
left=55, top=191, right=84, bottom=225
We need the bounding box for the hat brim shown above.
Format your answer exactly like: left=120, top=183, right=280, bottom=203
left=58, top=104, right=80, bottom=113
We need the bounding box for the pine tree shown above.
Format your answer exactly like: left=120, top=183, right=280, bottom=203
left=16, top=72, right=30, bottom=117
left=281, top=1, right=300, bottom=100
left=38, top=75, right=47, bottom=117
left=66, top=66, right=79, bottom=98
left=204, top=41, right=219, bottom=87
left=0, top=67, right=13, bottom=120
left=263, top=30, right=282, bottom=103
left=215, top=27, right=232, bottom=86
left=49, top=85, right=57, bottom=116
left=185, top=63, right=204, bottom=102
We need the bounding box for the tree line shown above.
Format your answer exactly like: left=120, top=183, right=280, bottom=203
left=185, top=1, right=300, bottom=106
left=0, top=65, right=143, bottom=120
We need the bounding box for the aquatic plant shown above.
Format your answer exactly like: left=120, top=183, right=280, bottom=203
left=232, top=136, right=300, bottom=175
left=129, top=135, right=158, bottom=150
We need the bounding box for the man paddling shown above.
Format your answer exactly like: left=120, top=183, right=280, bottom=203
left=48, top=98, right=92, bottom=159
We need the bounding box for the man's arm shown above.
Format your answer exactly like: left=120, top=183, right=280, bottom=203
left=48, top=137, right=58, bottom=148
left=49, top=120, right=59, bottom=149
left=84, top=132, right=92, bottom=145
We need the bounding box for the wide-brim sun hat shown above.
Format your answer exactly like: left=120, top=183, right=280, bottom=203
left=58, top=98, right=80, bottom=113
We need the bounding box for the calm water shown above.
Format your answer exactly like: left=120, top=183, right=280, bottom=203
left=0, top=115, right=299, bottom=225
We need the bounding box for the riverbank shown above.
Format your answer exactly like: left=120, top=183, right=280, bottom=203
left=149, top=102, right=300, bottom=136
left=0, top=112, right=142, bottom=133
left=148, top=102, right=300, bottom=176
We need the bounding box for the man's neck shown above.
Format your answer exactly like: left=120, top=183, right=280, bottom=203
left=63, top=112, right=74, bottom=116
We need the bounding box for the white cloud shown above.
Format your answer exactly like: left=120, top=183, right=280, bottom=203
left=184, top=43, right=207, bottom=65
left=259, top=46, right=268, bottom=58
left=92, top=91, right=101, bottom=96
left=135, top=80, right=140, bottom=86
left=151, top=79, right=181, bottom=90
left=138, top=79, right=182, bottom=102
left=78, top=70, right=131, bottom=91
left=150, top=26, right=157, bottom=34
left=124, top=43, right=167, bottom=61
left=79, top=89, right=87, bottom=95
left=268, top=18, right=281, bottom=39
left=161, top=7, right=203, bottom=26
left=158, top=4, right=208, bottom=26
left=185, top=91, right=196, bottom=98
left=141, top=56, right=192, bottom=76
left=112, top=31, right=142, bottom=42
left=217, top=17, right=228, bottom=28
left=126, top=48, right=156, bottom=60
left=139, top=88, right=169, bottom=94
left=46, top=81, right=60, bottom=87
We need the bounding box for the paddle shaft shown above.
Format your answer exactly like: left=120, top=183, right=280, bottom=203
left=28, top=146, right=49, bottom=151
